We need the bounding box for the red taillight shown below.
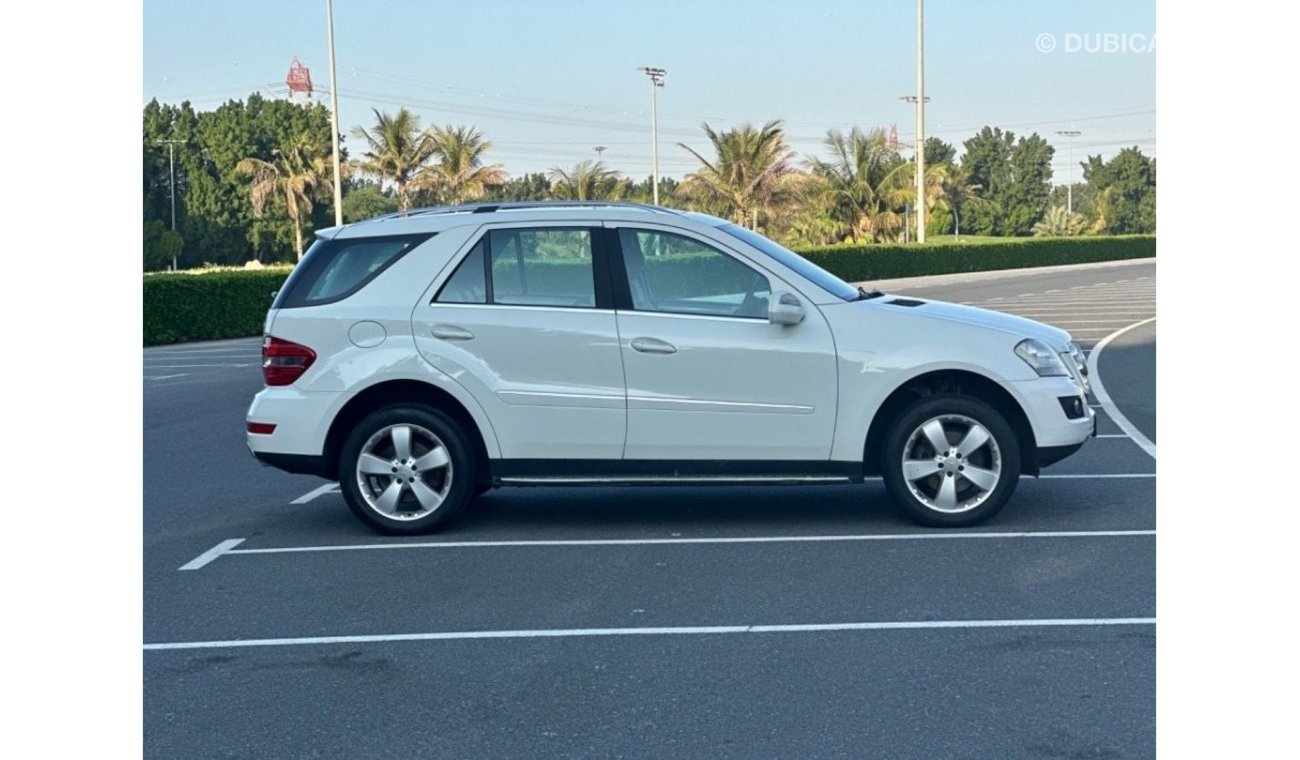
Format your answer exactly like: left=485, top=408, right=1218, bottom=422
left=247, top=422, right=277, bottom=434
left=262, top=336, right=316, bottom=386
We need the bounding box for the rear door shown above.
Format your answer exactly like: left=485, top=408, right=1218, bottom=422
left=607, top=222, right=839, bottom=461
left=413, top=223, right=626, bottom=459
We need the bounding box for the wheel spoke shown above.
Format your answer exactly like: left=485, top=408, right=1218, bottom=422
left=921, top=420, right=950, bottom=454
left=955, top=425, right=991, bottom=458
left=409, top=479, right=445, bottom=511
left=413, top=446, right=449, bottom=471
left=358, top=453, right=393, bottom=475
left=961, top=465, right=999, bottom=492
left=902, top=459, right=942, bottom=482
left=373, top=480, right=404, bottom=514
left=391, top=425, right=413, bottom=461
left=934, top=475, right=959, bottom=511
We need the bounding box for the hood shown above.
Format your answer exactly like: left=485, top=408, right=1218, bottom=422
left=868, top=296, right=1072, bottom=348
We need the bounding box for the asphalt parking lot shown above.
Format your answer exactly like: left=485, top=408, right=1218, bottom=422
left=144, top=258, right=1156, bottom=758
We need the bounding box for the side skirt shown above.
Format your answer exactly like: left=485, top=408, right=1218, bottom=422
left=491, top=459, right=865, bottom=487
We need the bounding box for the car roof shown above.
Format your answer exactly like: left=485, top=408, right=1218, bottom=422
left=323, top=201, right=730, bottom=240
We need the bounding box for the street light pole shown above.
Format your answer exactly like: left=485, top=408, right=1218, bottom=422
left=326, top=0, right=344, bottom=227
left=915, top=0, right=926, bottom=244
left=156, top=138, right=187, bottom=270
left=639, top=67, right=665, bottom=205
left=1056, top=130, right=1082, bottom=214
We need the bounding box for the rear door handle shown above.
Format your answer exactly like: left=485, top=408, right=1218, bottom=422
left=431, top=324, right=475, bottom=341
left=630, top=337, right=677, bottom=355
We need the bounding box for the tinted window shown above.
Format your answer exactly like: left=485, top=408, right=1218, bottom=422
left=489, top=228, right=595, bottom=308
left=434, top=240, right=486, bottom=304
left=273, top=234, right=431, bottom=309
left=716, top=223, right=859, bottom=301
left=619, top=229, right=770, bottom=319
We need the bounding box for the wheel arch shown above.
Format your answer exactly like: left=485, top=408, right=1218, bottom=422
left=863, top=369, right=1038, bottom=477
left=323, top=379, right=494, bottom=484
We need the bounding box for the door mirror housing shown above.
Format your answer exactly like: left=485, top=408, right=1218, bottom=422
left=769, top=291, right=805, bottom=325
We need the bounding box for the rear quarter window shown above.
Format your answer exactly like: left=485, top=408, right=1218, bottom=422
left=273, top=233, right=434, bottom=309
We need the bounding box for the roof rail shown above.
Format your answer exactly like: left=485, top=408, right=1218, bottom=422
left=360, top=200, right=682, bottom=224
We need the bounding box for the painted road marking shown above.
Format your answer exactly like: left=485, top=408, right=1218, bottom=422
left=1088, top=317, right=1158, bottom=460
left=289, top=470, right=1154, bottom=506
left=178, top=539, right=246, bottom=571
left=221, top=529, right=1156, bottom=559
left=143, top=616, right=1156, bottom=651
left=144, top=373, right=189, bottom=381
left=291, top=483, right=341, bottom=504
left=143, top=363, right=255, bottom=369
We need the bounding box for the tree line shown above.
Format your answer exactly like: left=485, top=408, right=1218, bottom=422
left=143, top=95, right=1155, bottom=270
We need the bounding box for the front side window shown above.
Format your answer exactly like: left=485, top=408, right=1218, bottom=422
left=618, top=229, right=770, bottom=319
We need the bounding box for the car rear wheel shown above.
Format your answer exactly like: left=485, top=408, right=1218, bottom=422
left=881, top=395, right=1021, bottom=527
left=338, top=406, right=475, bottom=534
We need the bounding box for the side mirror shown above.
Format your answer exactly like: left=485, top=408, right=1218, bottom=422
left=769, top=291, right=805, bottom=325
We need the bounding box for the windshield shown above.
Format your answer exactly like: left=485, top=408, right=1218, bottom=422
left=716, top=224, right=860, bottom=301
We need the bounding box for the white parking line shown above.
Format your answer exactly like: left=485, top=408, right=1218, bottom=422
left=143, top=616, right=1156, bottom=651
left=218, top=529, right=1154, bottom=559
left=291, top=483, right=341, bottom=504
left=144, top=373, right=189, bottom=381
left=178, top=539, right=246, bottom=570
left=143, top=363, right=254, bottom=369
left=289, top=471, right=1152, bottom=506
left=1088, top=317, right=1157, bottom=460
left=1036, top=473, right=1154, bottom=479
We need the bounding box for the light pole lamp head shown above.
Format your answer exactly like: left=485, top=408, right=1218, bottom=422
left=639, top=66, right=666, bottom=86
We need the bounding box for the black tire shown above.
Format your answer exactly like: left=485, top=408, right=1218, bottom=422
left=880, top=394, right=1021, bottom=527
left=338, top=405, right=476, bottom=535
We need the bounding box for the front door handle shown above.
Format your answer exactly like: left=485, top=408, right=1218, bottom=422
left=630, top=337, right=677, bottom=355
left=431, top=324, right=475, bottom=341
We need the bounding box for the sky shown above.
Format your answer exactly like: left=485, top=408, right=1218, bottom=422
left=142, top=0, right=1155, bottom=182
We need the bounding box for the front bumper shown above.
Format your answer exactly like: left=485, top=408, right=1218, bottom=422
left=1010, top=376, right=1095, bottom=449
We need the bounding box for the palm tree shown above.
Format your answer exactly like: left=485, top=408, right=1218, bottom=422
left=548, top=160, right=628, bottom=200
left=1033, top=205, right=1088, bottom=236
left=237, top=135, right=332, bottom=260
left=351, top=108, right=437, bottom=211
left=935, top=164, right=986, bottom=240
left=807, top=127, right=906, bottom=242
left=415, top=125, right=506, bottom=205
left=678, top=120, right=795, bottom=229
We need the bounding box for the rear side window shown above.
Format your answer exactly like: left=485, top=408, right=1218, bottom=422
left=273, top=233, right=433, bottom=309
left=434, top=227, right=596, bottom=309
left=490, top=228, right=595, bottom=308
left=435, top=240, right=487, bottom=304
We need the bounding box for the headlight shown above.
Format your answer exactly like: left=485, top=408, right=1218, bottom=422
left=1067, top=341, right=1090, bottom=387
left=1015, top=338, right=1070, bottom=377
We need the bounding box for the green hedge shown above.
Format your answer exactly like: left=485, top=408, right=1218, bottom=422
left=142, top=236, right=1154, bottom=345
left=797, top=235, right=1155, bottom=281
left=144, top=270, right=289, bottom=345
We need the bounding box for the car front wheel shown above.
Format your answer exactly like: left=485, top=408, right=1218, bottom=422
left=338, top=406, right=476, bottom=534
left=881, top=395, right=1021, bottom=527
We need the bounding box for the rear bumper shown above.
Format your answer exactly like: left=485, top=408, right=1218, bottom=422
left=250, top=447, right=330, bottom=478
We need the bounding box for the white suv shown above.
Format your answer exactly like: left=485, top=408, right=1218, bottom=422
left=247, top=202, right=1094, bottom=534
